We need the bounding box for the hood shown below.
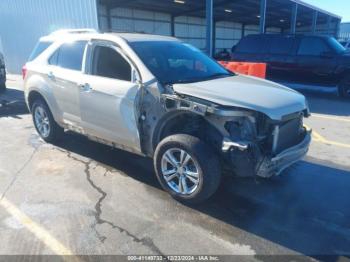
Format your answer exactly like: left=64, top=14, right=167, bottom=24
left=172, top=75, right=307, bottom=121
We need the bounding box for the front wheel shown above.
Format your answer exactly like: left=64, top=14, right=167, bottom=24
left=154, top=134, right=221, bottom=204
left=32, top=99, right=64, bottom=142
left=338, top=76, right=350, bottom=99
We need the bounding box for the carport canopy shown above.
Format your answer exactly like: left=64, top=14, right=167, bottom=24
left=98, top=0, right=342, bottom=56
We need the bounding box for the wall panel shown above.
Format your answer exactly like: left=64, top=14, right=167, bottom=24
left=0, top=0, right=98, bottom=73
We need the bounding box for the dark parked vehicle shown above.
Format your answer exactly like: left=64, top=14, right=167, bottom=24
left=0, top=52, right=6, bottom=92
left=231, top=34, right=350, bottom=98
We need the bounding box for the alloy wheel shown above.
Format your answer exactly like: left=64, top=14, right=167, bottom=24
left=161, top=148, right=200, bottom=195
left=34, top=105, right=51, bottom=138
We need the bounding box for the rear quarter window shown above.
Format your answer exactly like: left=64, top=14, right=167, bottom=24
left=235, top=36, right=266, bottom=54
left=28, top=41, right=53, bottom=61
left=48, top=41, right=87, bottom=71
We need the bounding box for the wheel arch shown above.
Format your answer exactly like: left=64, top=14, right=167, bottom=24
left=335, top=67, right=350, bottom=85
left=27, top=88, right=63, bottom=125
left=151, top=110, right=223, bottom=156
left=28, top=90, right=47, bottom=112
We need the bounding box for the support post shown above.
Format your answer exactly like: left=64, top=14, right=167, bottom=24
left=213, top=20, right=217, bottom=55
left=106, top=5, right=112, bottom=32
left=170, top=15, right=175, bottom=37
left=206, top=0, right=214, bottom=57
left=241, top=23, right=246, bottom=38
left=259, top=0, right=267, bottom=34
left=312, top=11, right=318, bottom=34
left=326, top=16, right=332, bottom=36
left=336, top=19, right=341, bottom=39
left=290, top=3, right=298, bottom=34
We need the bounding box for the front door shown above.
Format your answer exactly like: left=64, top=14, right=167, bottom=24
left=295, top=37, right=338, bottom=86
left=79, top=41, right=141, bottom=153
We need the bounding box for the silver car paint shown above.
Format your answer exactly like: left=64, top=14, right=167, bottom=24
left=172, top=74, right=308, bottom=121
left=25, top=33, right=157, bottom=154
left=25, top=32, right=309, bottom=159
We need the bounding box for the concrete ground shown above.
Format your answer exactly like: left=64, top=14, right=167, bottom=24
left=0, top=75, right=349, bottom=260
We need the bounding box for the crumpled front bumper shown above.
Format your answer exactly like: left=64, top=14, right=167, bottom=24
left=256, top=129, right=312, bottom=178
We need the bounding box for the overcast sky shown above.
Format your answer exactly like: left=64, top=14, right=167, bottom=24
left=303, top=0, right=349, bottom=22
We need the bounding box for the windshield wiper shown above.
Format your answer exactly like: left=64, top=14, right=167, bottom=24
left=205, top=72, right=233, bottom=80
left=169, top=78, right=204, bottom=84
left=164, top=73, right=234, bottom=85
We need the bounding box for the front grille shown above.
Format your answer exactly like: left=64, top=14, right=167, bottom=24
left=274, top=114, right=304, bottom=154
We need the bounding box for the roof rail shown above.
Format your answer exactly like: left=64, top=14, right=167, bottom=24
left=50, top=29, right=98, bottom=36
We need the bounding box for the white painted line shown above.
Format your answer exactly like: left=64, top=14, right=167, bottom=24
left=0, top=197, right=76, bottom=257
left=305, top=125, right=350, bottom=149
left=312, top=114, right=350, bottom=123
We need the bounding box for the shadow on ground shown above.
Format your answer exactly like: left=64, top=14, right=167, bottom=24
left=0, top=88, right=29, bottom=118
left=3, top=87, right=350, bottom=259
left=53, top=132, right=350, bottom=260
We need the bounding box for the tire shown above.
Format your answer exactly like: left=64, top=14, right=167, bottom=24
left=0, top=82, right=5, bottom=92
left=338, top=75, right=350, bottom=99
left=31, top=99, right=64, bottom=143
left=154, top=134, right=221, bottom=204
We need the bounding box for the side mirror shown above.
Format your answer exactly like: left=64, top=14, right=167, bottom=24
left=132, top=70, right=143, bottom=87
left=136, top=79, right=143, bottom=88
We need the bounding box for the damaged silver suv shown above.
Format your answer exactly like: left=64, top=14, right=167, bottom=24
left=24, top=30, right=312, bottom=203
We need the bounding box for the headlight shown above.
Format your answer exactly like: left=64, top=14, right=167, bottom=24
left=225, top=117, right=257, bottom=141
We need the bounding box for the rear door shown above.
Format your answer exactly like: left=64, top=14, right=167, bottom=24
left=47, top=41, right=87, bottom=130
left=295, top=37, right=338, bottom=85
left=265, top=35, right=298, bottom=82
left=79, top=41, right=141, bottom=152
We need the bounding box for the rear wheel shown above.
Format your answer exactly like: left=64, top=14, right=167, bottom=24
left=154, top=134, right=221, bottom=204
left=338, top=75, right=350, bottom=99
left=32, top=99, right=64, bottom=142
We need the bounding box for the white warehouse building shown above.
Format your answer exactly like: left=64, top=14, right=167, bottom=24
left=0, top=0, right=342, bottom=73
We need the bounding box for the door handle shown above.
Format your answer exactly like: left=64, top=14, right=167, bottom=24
left=79, top=83, right=92, bottom=92
left=48, top=71, right=55, bottom=80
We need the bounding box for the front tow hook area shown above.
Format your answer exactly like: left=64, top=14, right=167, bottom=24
left=222, top=137, right=249, bottom=152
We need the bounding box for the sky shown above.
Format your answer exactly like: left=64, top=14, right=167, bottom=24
left=303, top=0, right=350, bottom=22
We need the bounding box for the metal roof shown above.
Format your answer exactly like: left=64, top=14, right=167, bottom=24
left=99, top=0, right=341, bottom=29
left=291, top=0, right=341, bottom=19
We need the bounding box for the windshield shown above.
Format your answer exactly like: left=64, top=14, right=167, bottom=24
left=327, top=37, right=347, bottom=54
left=130, top=41, right=233, bottom=84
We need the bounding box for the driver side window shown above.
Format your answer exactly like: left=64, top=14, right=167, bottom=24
left=298, top=38, right=330, bottom=56
left=91, top=45, right=132, bottom=82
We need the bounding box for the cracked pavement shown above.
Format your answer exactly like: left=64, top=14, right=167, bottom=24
left=0, top=76, right=349, bottom=259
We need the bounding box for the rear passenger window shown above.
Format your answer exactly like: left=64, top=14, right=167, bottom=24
left=91, top=45, right=132, bottom=81
left=298, top=38, right=330, bottom=56
left=236, top=37, right=266, bottom=53
left=29, top=41, right=53, bottom=61
left=269, top=37, right=295, bottom=55
left=49, top=41, right=87, bottom=71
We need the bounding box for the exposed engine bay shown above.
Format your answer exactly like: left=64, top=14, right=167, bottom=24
left=138, top=84, right=311, bottom=179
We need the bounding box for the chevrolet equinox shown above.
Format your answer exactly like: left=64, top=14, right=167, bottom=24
left=24, top=30, right=312, bottom=203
